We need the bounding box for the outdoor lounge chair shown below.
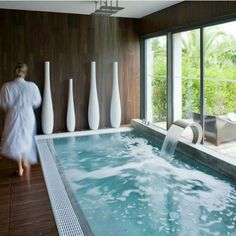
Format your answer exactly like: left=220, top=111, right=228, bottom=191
left=192, top=112, right=236, bottom=146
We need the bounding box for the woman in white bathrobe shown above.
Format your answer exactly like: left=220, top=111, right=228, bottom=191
left=0, top=63, right=41, bottom=176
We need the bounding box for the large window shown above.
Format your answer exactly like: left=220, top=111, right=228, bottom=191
left=145, top=36, right=167, bottom=129
left=204, top=21, right=236, bottom=116
left=203, top=21, right=236, bottom=149
left=144, top=19, right=236, bottom=157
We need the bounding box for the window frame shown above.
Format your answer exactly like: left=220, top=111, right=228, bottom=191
left=141, top=33, right=169, bottom=129
left=141, top=15, right=236, bottom=139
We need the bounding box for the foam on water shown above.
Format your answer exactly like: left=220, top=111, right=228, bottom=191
left=54, top=131, right=236, bottom=236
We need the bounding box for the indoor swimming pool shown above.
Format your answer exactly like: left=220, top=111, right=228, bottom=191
left=51, top=130, right=236, bottom=236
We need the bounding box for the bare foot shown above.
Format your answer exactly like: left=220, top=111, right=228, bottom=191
left=16, top=168, right=24, bottom=177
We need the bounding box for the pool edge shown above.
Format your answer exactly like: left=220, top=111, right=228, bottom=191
left=36, top=139, right=85, bottom=236
left=132, top=119, right=236, bottom=182
left=36, top=127, right=133, bottom=140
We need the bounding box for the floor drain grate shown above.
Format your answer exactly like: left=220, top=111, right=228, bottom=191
left=36, top=140, right=84, bottom=236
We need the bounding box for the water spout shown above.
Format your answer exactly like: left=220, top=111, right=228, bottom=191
left=160, top=120, right=202, bottom=158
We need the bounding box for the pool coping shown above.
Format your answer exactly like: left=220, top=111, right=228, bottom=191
left=35, top=127, right=133, bottom=236
left=36, top=127, right=133, bottom=140
left=132, top=119, right=236, bottom=182
left=36, top=139, right=85, bottom=236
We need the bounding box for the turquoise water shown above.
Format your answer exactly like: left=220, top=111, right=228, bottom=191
left=53, top=131, right=236, bottom=236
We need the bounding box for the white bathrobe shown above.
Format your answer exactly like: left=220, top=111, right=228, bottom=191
left=0, top=78, right=41, bottom=164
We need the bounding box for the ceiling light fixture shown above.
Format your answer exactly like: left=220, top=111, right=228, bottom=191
left=92, top=0, right=124, bottom=16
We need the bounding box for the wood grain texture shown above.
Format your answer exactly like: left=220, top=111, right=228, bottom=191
left=0, top=157, right=58, bottom=236
left=139, top=1, right=236, bottom=36
left=0, top=9, right=140, bottom=133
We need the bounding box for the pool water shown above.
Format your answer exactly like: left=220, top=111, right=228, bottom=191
left=53, top=131, right=236, bottom=236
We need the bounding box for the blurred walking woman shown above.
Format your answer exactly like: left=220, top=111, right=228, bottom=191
left=0, top=63, right=41, bottom=176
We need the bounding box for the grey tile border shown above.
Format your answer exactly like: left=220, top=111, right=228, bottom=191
left=36, top=139, right=85, bottom=236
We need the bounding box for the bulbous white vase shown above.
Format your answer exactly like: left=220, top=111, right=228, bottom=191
left=66, top=79, right=76, bottom=132
left=41, top=61, right=54, bottom=134
left=110, top=62, right=121, bottom=128
left=88, top=61, right=100, bottom=130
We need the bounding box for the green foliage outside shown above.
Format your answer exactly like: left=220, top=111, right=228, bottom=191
left=151, top=25, right=236, bottom=122
left=151, top=37, right=167, bottom=122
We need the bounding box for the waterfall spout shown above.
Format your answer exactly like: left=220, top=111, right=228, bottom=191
left=160, top=120, right=202, bottom=158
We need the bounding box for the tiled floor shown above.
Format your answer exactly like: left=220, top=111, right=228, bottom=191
left=0, top=157, right=58, bottom=236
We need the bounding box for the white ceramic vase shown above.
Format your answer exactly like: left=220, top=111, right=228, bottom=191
left=110, top=61, right=121, bottom=128
left=66, top=79, right=76, bottom=132
left=88, top=61, right=100, bottom=130
left=41, top=61, right=54, bottom=134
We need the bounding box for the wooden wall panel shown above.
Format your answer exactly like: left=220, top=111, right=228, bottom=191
left=139, top=1, right=236, bottom=36
left=0, top=9, right=140, bottom=133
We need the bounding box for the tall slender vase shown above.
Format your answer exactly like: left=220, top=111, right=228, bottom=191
left=88, top=61, right=100, bottom=130
left=41, top=61, right=54, bottom=134
left=66, top=79, right=76, bottom=132
left=110, top=61, right=121, bottom=128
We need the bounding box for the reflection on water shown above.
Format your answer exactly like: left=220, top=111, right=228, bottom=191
left=54, top=131, right=236, bottom=236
